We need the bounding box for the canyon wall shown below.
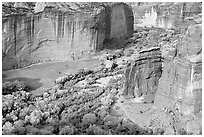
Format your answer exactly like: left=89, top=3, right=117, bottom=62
left=122, top=10, right=201, bottom=133
left=123, top=47, right=162, bottom=102
left=2, top=3, right=133, bottom=70
left=131, top=2, right=202, bottom=29
left=153, top=22, right=202, bottom=134
left=110, top=3, right=133, bottom=40
left=2, top=11, right=99, bottom=70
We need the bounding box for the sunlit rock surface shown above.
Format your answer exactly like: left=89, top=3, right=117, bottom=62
left=123, top=47, right=162, bottom=102
left=153, top=22, right=202, bottom=134
left=2, top=11, right=99, bottom=70
left=2, top=3, right=133, bottom=70
left=121, top=10, right=202, bottom=134
left=178, top=24, right=202, bottom=57
left=1, top=2, right=202, bottom=135
left=132, top=2, right=202, bottom=29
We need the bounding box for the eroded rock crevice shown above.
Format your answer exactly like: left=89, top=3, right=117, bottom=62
left=121, top=14, right=202, bottom=134
left=123, top=47, right=163, bottom=103
left=2, top=2, right=202, bottom=135
left=2, top=3, right=133, bottom=70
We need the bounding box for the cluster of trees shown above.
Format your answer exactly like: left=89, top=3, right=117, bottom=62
left=2, top=80, right=28, bottom=95
left=2, top=67, right=155, bottom=135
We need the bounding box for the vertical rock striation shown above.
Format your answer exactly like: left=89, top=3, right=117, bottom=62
left=2, top=11, right=99, bottom=70
left=155, top=58, right=202, bottom=113
left=153, top=21, right=202, bottom=134
left=110, top=3, right=133, bottom=40
left=123, top=47, right=162, bottom=102
left=102, top=3, right=134, bottom=49
left=2, top=3, right=134, bottom=70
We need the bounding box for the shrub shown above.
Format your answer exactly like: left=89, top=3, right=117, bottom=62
left=11, top=126, right=26, bottom=135
left=59, top=125, right=75, bottom=135
left=127, top=124, right=153, bottom=135
left=2, top=121, right=15, bottom=135
left=2, top=80, right=27, bottom=95
left=26, top=110, right=43, bottom=125
left=2, top=64, right=156, bottom=135
left=82, top=113, right=97, bottom=125
left=40, top=129, right=53, bottom=135
left=42, top=126, right=55, bottom=134
left=2, top=95, right=14, bottom=116
left=28, top=128, right=42, bottom=135
left=86, top=124, right=108, bottom=135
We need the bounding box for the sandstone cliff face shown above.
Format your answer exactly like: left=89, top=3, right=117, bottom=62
left=178, top=24, right=202, bottom=57
left=2, top=3, right=133, bottom=70
left=153, top=22, right=202, bottom=134
left=2, top=11, right=99, bottom=70
left=154, top=57, right=201, bottom=113
left=110, top=4, right=133, bottom=40
left=154, top=22, right=202, bottom=110
left=131, top=2, right=202, bottom=29
left=97, top=3, right=134, bottom=49
left=121, top=12, right=201, bottom=134
left=123, top=47, right=162, bottom=102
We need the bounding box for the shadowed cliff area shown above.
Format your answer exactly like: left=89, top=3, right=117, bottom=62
left=2, top=2, right=202, bottom=135
left=2, top=2, right=133, bottom=70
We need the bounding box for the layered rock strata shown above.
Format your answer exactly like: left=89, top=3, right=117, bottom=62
left=154, top=57, right=202, bottom=114
left=2, top=3, right=133, bottom=70
left=2, top=11, right=99, bottom=70
left=153, top=22, right=202, bottom=134
left=122, top=47, right=162, bottom=102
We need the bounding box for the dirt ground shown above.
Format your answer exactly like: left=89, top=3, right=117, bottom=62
left=118, top=97, right=154, bottom=127
left=2, top=58, right=101, bottom=95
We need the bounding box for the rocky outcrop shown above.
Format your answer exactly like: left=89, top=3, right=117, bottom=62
left=153, top=18, right=202, bottom=134
left=122, top=47, right=162, bottom=102
left=152, top=55, right=202, bottom=134
left=100, top=3, right=134, bottom=49
left=110, top=3, right=133, bottom=40
left=154, top=57, right=202, bottom=112
left=2, top=3, right=133, bottom=70
left=154, top=19, right=202, bottom=108
left=177, top=23, right=202, bottom=57
left=131, top=2, right=202, bottom=29
left=2, top=10, right=100, bottom=70
left=121, top=13, right=201, bottom=133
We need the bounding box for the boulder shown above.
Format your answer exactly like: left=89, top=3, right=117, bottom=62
left=123, top=48, right=135, bottom=57
left=104, top=60, right=118, bottom=70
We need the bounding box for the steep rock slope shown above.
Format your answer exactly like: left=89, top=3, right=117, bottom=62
left=2, top=2, right=133, bottom=70
left=123, top=47, right=162, bottom=102
left=2, top=10, right=102, bottom=70
left=120, top=12, right=202, bottom=134
left=153, top=18, right=202, bottom=134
